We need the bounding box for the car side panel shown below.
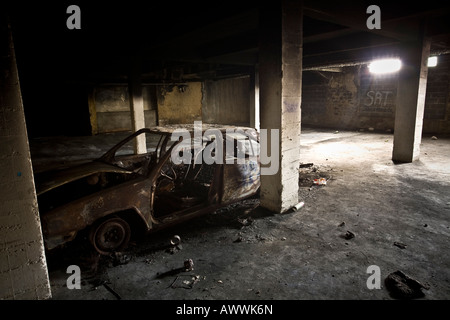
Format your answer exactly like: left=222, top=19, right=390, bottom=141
left=40, top=177, right=153, bottom=250
left=221, top=159, right=260, bottom=204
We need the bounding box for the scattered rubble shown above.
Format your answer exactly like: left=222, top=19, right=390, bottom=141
left=184, top=259, right=194, bottom=271
left=298, top=163, right=334, bottom=188
left=385, top=270, right=430, bottom=299
left=237, top=217, right=253, bottom=227
left=393, top=242, right=407, bottom=249
left=110, top=252, right=131, bottom=267
left=343, top=231, right=355, bottom=240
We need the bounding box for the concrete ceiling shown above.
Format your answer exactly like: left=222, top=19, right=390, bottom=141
left=8, top=0, right=450, bottom=84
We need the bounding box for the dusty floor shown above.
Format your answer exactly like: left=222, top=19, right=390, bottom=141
left=31, top=127, right=450, bottom=300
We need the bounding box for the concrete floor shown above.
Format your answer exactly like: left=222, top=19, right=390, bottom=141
left=32, top=127, right=450, bottom=300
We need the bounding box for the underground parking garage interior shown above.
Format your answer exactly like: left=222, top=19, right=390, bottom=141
left=1, top=0, right=450, bottom=306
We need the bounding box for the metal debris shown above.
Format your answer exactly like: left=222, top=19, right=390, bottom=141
left=170, top=235, right=181, bottom=246
left=103, top=282, right=121, bottom=300
left=291, top=201, right=305, bottom=212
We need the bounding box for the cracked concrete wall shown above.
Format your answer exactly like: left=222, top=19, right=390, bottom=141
left=0, top=19, right=51, bottom=299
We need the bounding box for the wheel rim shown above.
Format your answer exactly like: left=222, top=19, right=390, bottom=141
left=92, top=217, right=130, bottom=255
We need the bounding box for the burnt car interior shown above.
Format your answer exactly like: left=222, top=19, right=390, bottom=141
left=36, top=129, right=162, bottom=215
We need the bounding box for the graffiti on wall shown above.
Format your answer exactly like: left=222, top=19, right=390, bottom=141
left=359, top=72, right=397, bottom=115
left=360, top=90, right=395, bottom=113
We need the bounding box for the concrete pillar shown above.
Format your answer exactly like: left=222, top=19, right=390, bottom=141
left=0, top=18, right=51, bottom=299
left=128, top=57, right=147, bottom=154
left=392, top=36, right=431, bottom=163
left=249, top=67, right=260, bottom=132
left=259, top=0, right=302, bottom=213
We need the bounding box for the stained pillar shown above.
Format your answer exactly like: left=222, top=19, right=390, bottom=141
left=392, top=35, right=431, bottom=163
left=250, top=67, right=260, bottom=132
left=0, top=18, right=51, bottom=299
left=128, top=57, right=147, bottom=154
left=259, top=0, right=303, bottom=213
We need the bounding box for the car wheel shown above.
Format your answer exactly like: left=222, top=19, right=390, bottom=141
left=90, top=217, right=131, bottom=255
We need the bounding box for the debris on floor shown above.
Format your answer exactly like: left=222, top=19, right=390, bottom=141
left=343, top=231, right=355, bottom=240
left=431, top=136, right=438, bottom=140
left=166, top=235, right=183, bottom=254
left=313, top=178, right=327, bottom=186
left=299, top=163, right=314, bottom=168
left=237, top=217, right=253, bottom=227
left=393, top=242, right=407, bottom=249
left=184, top=259, right=194, bottom=271
left=291, top=201, right=305, bottom=212
left=169, top=274, right=202, bottom=289
left=110, top=252, right=131, bottom=267
left=170, top=235, right=181, bottom=246
left=298, top=163, right=333, bottom=188
left=385, top=270, right=430, bottom=299
left=103, top=282, right=122, bottom=300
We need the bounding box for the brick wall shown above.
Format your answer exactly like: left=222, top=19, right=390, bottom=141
left=302, top=53, right=450, bottom=134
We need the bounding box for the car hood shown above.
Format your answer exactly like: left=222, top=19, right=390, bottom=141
left=34, top=161, right=133, bottom=196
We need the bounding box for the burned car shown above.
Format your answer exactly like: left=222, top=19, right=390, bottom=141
left=35, top=124, right=260, bottom=255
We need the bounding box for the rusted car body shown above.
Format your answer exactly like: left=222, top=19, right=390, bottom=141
left=35, top=125, right=260, bottom=254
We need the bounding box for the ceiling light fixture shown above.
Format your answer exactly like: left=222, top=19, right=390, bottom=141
left=368, top=58, right=402, bottom=74
left=427, top=56, right=438, bottom=67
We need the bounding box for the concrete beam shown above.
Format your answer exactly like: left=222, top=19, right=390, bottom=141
left=392, top=35, right=431, bottom=163
left=0, top=18, right=51, bottom=299
left=128, top=57, right=147, bottom=154
left=259, top=0, right=302, bottom=213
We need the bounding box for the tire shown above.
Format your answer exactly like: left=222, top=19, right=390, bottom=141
left=90, top=216, right=131, bottom=255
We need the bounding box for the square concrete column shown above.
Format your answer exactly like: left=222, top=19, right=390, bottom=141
left=0, top=18, right=51, bottom=299
left=128, top=57, right=147, bottom=154
left=392, top=36, right=431, bottom=163
left=259, top=0, right=302, bottom=213
left=249, top=67, right=260, bottom=132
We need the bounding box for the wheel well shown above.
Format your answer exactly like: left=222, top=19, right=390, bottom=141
left=113, top=209, right=148, bottom=241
